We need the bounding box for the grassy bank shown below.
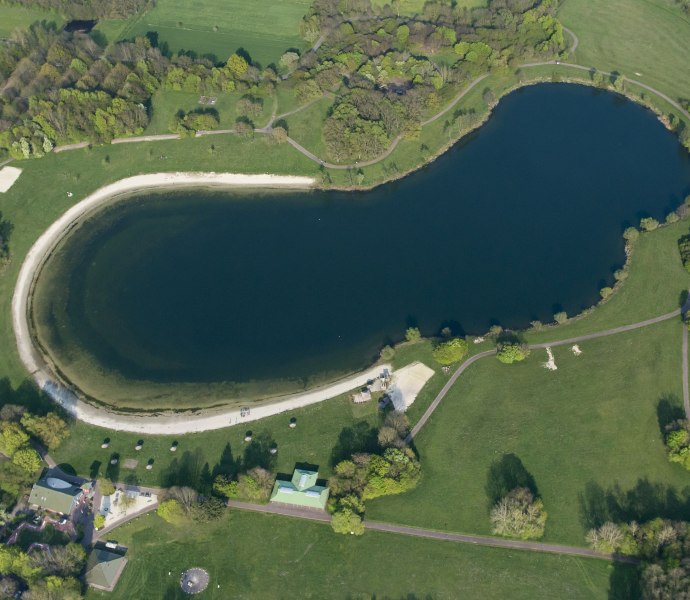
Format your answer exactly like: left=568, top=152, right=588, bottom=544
left=86, top=510, right=627, bottom=600
left=368, top=318, right=690, bottom=546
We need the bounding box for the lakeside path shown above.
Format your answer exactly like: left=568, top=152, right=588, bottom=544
left=408, top=309, right=683, bottom=441
left=226, top=499, right=637, bottom=564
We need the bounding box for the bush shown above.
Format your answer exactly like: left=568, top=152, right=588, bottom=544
left=98, top=479, right=115, bottom=497
left=331, top=509, right=365, bottom=535
left=613, top=269, right=628, bottom=282
left=665, top=420, right=690, bottom=469
left=640, top=217, right=660, bottom=232
left=490, top=488, right=547, bottom=540
left=600, top=287, right=614, bottom=299
left=157, top=499, right=186, bottom=524
left=553, top=311, right=568, bottom=324
left=666, top=211, right=680, bottom=224
left=496, top=343, right=530, bottom=364
left=380, top=345, right=395, bottom=361
left=405, top=327, right=421, bottom=342
left=93, top=514, right=106, bottom=530
left=623, top=227, right=639, bottom=243
left=432, top=338, right=468, bottom=365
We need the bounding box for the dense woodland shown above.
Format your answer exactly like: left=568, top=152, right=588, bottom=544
left=0, top=0, right=566, bottom=160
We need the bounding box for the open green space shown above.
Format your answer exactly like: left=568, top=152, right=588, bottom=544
left=560, top=0, right=690, bottom=101
left=50, top=387, right=387, bottom=486
left=86, top=511, right=627, bottom=600
left=144, top=90, right=272, bottom=134
left=368, top=317, right=690, bottom=545
left=120, top=0, right=312, bottom=65
left=0, top=4, right=62, bottom=37
left=371, top=0, right=487, bottom=14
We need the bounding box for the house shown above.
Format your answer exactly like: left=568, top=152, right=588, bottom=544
left=85, top=548, right=128, bottom=592
left=269, top=468, right=329, bottom=510
left=28, top=476, right=89, bottom=516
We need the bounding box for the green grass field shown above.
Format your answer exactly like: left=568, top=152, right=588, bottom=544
left=371, top=0, right=486, bottom=14
left=368, top=318, right=690, bottom=545
left=86, top=511, right=629, bottom=600
left=0, top=4, right=63, bottom=38
left=119, top=0, right=312, bottom=66
left=560, top=0, right=690, bottom=102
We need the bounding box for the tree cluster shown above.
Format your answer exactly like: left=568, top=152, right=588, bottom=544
left=304, top=0, right=565, bottom=162
left=490, top=487, right=547, bottom=539
left=0, top=541, right=85, bottom=600
left=168, top=108, right=219, bottom=136
left=587, top=518, right=690, bottom=599
left=212, top=466, right=274, bottom=502
left=328, top=446, right=421, bottom=535
left=156, top=485, right=225, bottom=524
left=679, top=233, right=690, bottom=274
left=0, top=22, right=271, bottom=157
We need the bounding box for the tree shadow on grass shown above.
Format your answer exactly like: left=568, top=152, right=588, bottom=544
left=485, top=453, right=538, bottom=506
left=0, top=377, right=56, bottom=416
left=212, top=443, right=239, bottom=480
left=579, top=479, right=690, bottom=530
left=242, top=432, right=276, bottom=471
left=330, top=422, right=379, bottom=467
left=656, top=395, right=684, bottom=435
left=608, top=562, right=642, bottom=600
left=162, top=448, right=205, bottom=489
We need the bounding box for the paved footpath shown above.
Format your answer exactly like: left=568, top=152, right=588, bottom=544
left=226, top=499, right=636, bottom=563
left=409, top=309, right=682, bottom=441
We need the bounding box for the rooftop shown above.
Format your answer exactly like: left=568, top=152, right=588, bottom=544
left=85, top=548, right=128, bottom=591
left=270, top=468, right=329, bottom=510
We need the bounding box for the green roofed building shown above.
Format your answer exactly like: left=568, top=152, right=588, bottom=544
left=28, top=476, right=86, bottom=515
left=270, top=468, right=329, bottom=510
left=85, top=548, right=128, bottom=592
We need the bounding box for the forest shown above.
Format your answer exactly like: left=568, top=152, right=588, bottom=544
left=0, top=0, right=565, bottom=161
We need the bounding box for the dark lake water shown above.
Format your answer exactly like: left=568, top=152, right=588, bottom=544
left=34, top=84, right=690, bottom=387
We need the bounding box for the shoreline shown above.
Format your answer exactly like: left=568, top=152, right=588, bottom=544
left=11, top=171, right=396, bottom=434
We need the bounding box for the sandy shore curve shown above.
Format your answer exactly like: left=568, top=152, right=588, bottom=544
left=9, top=172, right=404, bottom=435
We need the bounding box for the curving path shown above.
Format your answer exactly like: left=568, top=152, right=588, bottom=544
left=408, top=309, right=683, bottom=441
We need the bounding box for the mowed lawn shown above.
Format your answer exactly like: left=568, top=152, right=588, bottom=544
left=86, top=511, right=627, bottom=600
left=0, top=5, right=63, bottom=37
left=51, top=390, right=382, bottom=486
left=371, top=0, right=487, bottom=14
left=121, top=0, right=312, bottom=65
left=560, top=0, right=690, bottom=101
left=368, top=318, right=690, bottom=546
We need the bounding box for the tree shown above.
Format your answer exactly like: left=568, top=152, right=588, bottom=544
left=157, top=499, right=187, bottom=524
left=271, top=126, right=288, bottom=144
left=331, top=509, right=365, bottom=535
left=405, top=327, right=421, bottom=342
left=0, top=421, right=30, bottom=456
left=213, top=475, right=239, bottom=498
left=599, top=287, right=614, bottom=299
left=432, top=338, right=469, bottom=365
left=640, top=217, right=659, bottom=232
left=98, top=479, right=115, bottom=496
left=623, top=227, right=639, bottom=243
left=496, top=343, right=530, bottom=364
left=191, top=496, right=225, bottom=522
left=553, top=311, right=568, bottom=324
left=12, top=447, right=42, bottom=472
left=29, top=543, right=85, bottom=577
left=586, top=521, right=624, bottom=553
left=93, top=514, right=106, bottom=529
left=20, top=412, right=69, bottom=450
left=226, top=54, right=249, bottom=78
left=380, top=345, right=395, bottom=361
left=490, top=488, right=547, bottom=540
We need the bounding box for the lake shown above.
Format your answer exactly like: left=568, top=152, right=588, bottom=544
left=32, top=84, right=690, bottom=404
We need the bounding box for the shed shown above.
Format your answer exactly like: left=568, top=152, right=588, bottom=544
left=85, top=549, right=128, bottom=592
left=270, top=468, right=329, bottom=510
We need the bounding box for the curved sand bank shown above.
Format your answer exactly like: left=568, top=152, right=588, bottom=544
left=10, top=172, right=419, bottom=434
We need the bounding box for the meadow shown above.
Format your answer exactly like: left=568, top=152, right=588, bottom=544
left=118, top=0, right=312, bottom=66
left=559, top=0, right=690, bottom=101
left=85, top=511, right=631, bottom=599
left=0, top=4, right=62, bottom=38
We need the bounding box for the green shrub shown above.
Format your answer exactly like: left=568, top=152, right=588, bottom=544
left=640, top=217, right=659, bottom=232
left=553, top=311, right=568, bottom=325
left=432, top=338, right=468, bottom=365
left=496, top=343, right=530, bottom=364
left=331, top=509, right=364, bottom=535
left=405, top=327, right=421, bottom=342
left=623, top=227, right=639, bottom=243
left=380, top=345, right=395, bottom=361
left=600, top=287, right=614, bottom=299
